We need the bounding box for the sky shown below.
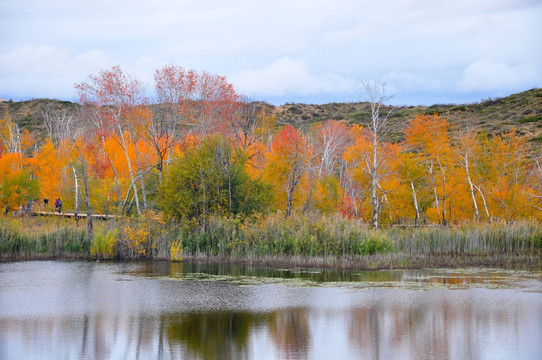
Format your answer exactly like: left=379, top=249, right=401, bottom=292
left=1, top=0, right=541, bottom=106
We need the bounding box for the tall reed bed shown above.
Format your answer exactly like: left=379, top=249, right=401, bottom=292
left=390, top=221, right=542, bottom=255
left=175, top=215, right=542, bottom=259
left=1, top=215, right=541, bottom=263
left=0, top=217, right=89, bottom=259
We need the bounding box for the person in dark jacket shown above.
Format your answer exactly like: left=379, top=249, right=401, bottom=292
left=55, top=198, right=63, bottom=214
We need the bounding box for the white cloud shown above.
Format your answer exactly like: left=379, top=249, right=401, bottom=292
left=230, top=57, right=357, bottom=98
left=0, top=45, right=114, bottom=99
left=0, top=45, right=164, bottom=100
left=1, top=0, right=540, bottom=103
left=458, top=60, right=541, bottom=92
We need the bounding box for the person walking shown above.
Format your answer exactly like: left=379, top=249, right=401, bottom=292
left=55, top=198, right=63, bottom=214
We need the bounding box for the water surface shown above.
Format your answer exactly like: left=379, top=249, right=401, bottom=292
left=0, top=261, right=541, bottom=359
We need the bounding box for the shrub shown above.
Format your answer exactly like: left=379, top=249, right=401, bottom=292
left=170, top=239, right=184, bottom=261
left=91, top=229, right=118, bottom=259
left=357, top=233, right=392, bottom=255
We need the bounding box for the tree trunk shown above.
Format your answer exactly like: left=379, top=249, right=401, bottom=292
left=285, top=185, right=294, bottom=218
left=474, top=184, right=491, bottom=222
left=410, top=179, right=421, bottom=226
left=100, top=137, right=122, bottom=214
left=73, top=141, right=93, bottom=238
left=72, top=167, right=79, bottom=224
left=133, top=140, right=148, bottom=210
left=371, top=135, right=379, bottom=229
left=285, top=168, right=302, bottom=218
left=426, top=158, right=440, bottom=219
left=438, top=156, right=448, bottom=226
left=118, top=126, right=141, bottom=217
left=200, top=171, right=207, bottom=231
left=464, top=153, right=480, bottom=221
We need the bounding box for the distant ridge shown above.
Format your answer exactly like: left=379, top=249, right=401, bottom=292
left=1, top=89, right=541, bottom=149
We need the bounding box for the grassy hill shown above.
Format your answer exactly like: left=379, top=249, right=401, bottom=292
left=0, top=98, right=79, bottom=137
left=2, top=88, right=542, bottom=148
left=271, top=88, right=542, bottom=146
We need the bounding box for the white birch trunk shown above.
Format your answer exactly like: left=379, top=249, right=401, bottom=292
left=464, top=152, right=480, bottom=221
left=118, top=124, right=141, bottom=217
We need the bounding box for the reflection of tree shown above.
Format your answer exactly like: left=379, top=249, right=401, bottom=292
left=269, top=308, right=311, bottom=359
left=348, top=307, right=384, bottom=359
left=129, top=260, right=416, bottom=284
left=349, top=304, right=479, bottom=359
left=164, top=311, right=266, bottom=360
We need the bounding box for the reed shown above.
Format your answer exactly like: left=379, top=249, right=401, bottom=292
left=0, top=217, right=90, bottom=259
left=1, top=215, right=541, bottom=268
left=172, top=215, right=541, bottom=260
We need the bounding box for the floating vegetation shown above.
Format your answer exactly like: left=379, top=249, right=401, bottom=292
left=122, top=264, right=542, bottom=292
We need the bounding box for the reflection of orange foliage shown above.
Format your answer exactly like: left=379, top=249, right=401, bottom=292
left=269, top=309, right=311, bottom=358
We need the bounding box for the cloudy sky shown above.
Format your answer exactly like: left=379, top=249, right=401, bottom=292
left=1, top=0, right=541, bottom=105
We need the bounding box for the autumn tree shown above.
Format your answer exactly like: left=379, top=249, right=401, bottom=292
left=0, top=113, right=22, bottom=154
left=192, top=71, right=240, bottom=137
left=75, top=66, right=147, bottom=217
left=71, top=127, right=94, bottom=236
left=312, top=120, right=351, bottom=178
left=342, top=125, right=371, bottom=219
left=361, top=81, right=392, bottom=228
left=0, top=114, right=38, bottom=214
left=152, top=65, right=198, bottom=177
left=230, top=97, right=261, bottom=151
left=483, top=131, right=531, bottom=221
left=75, top=102, right=124, bottom=214
left=42, top=105, right=76, bottom=146
left=307, top=120, right=351, bottom=214
left=528, top=156, right=542, bottom=216
left=405, top=114, right=452, bottom=224
left=396, top=150, right=428, bottom=225
left=264, top=125, right=310, bottom=218
left=151, top=65, right=240, bottom=175
left=0, top=152, right=39, bottom=213
left=453, top=125, right=488, bottom=222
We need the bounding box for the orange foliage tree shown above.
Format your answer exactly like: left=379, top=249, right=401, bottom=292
left=76, top=66, right=149, bottom=217
left=264, top=125, right=311, bottom=217
left=405, top=114, right=453, bottom=224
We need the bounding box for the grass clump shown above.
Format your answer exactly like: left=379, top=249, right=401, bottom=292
left=91, top=229, right=118, bottom=260
left=0, top=217, right=89, bottom=259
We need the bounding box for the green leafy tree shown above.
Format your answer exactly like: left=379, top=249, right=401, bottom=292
left=0, top=170, right=40, bottom=213
left=160, top=135, right=272, bottom=225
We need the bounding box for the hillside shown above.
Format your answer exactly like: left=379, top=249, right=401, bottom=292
left=272, top=88, right=542, bottom=146
left=0, top=98, right=79, bottom=137
left=1, top=88, right=542, bottom=148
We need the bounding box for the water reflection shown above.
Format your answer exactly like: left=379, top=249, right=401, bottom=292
left=127, top=260, right=542, bottom=289
left=269, top=308, right=311, bottom=359
left=0, top=261, right=541, bottom=360
left=165, top=311, right=266, bottom=360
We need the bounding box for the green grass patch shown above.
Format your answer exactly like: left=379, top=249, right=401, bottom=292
left=518, top=114, right=542, bottom=124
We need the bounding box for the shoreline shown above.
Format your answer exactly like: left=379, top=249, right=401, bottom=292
left=2, top=252, right=541, bottom=271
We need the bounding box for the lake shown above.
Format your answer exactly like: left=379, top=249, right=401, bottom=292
left=0, top=261, right=541, bottom=359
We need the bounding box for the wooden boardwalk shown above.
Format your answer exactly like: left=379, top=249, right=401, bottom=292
left=32, top=211, right=118, bottom=220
